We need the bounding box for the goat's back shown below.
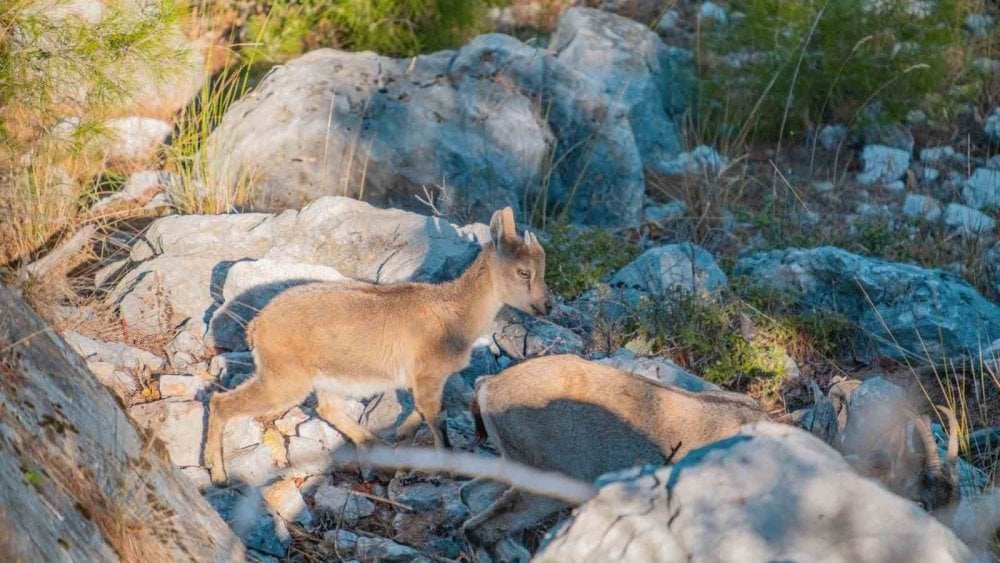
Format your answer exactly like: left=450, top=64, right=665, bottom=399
left=474, top=355, right=767, bottom=482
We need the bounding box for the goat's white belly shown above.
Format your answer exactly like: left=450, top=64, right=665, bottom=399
left=313, top=367, right=408, bottom=398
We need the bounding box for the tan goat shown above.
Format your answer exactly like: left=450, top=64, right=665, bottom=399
left=204, top=208, right=550, bottom=485
left=462, top=354, right=768, bottom=555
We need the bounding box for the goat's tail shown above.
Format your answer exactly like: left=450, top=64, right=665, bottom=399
left=471, top=378, right=488, bottom=445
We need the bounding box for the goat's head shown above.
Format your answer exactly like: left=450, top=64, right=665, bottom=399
left=488, top=207, right=551, bottom=316
left=910, top=406, right=961, bottom=511
left=861, top=405, right=960, bottom=512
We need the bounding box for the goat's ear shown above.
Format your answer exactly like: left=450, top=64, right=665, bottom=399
left=490, top=207, right=517, bottom=249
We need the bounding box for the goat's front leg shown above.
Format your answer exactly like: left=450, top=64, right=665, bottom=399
left=410, top=373, right=451, bottom=449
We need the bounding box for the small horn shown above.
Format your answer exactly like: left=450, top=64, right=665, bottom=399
left=916, top=414, right=942, bottom=472
left=524, top=230, right=532, bottom=245
left=500, top=207, right=516, bottom=239
left=936, top=405, right=960, bottom=464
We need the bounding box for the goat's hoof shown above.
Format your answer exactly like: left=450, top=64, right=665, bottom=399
left=209, top=466, right=229, bottom=487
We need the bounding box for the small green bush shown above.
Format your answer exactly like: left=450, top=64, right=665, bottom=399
left=544, top=223, right=640, bottom=300
left=700, top=0, right=981, bottom=142
left=242, top=0, right=496, bottom=63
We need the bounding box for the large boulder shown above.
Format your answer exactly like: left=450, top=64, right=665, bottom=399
left=202, top=10, right=691, bottom=228
left=549, top=7, right=689, bottom=173
left=734, top=247, right=1000, bottom=360
left=0, top=284, right=243, bottom=561
left=112, top=197, right=483, bottom=338
left=536, top=423, right=974, bottom=562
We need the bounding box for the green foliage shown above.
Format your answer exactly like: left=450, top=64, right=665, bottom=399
left=242, top=0, right=495, bottom=63
left=544, top=223, right=640, bottom=300
left=699, top=0, right=980, bottom=142
left=0, top=0, right=186, bottom=152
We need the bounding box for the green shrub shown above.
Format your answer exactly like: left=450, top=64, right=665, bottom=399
left=242, top=0, right=497, bottom=63
left=544, top=223, right=640, bottom=300
left=700, top=0, right=981, bottom=142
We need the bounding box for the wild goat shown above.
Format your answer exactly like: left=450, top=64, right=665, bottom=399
left=462, top=354, right=768, bottom=555
left=800, top=377, right=960, bottom=512
left=204, top=207, right=550, bottom=485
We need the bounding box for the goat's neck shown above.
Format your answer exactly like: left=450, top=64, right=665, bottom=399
left=441, top=246, right=503, bottom=341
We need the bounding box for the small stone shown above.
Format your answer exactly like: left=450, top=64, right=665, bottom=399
left=297, top=418, right=345, bottom=449
left=812, top=181, right=834, bottom=193
left=920, top=146, right=960, bottom=164
left=902, top=194, right=942, bottom=221
left=944, top=203, right=996, bottom=236
left=966, top=13, right=995, bottom=37
left=965, top=168, right=1000, bottom=210
left=225, top=444, right=277, bottom=486
left=985, top=107, right=1000, bottom=142
left=263, top=479, right=312, bottom=525
left=817, top=125, right=846, bottom=151
left=857, top=145, right=910, bottom=185
left=699, top=1, right=728, bottom=24
left=286, top=436, right=330, bottom=476
left=644, top=200, right=687, bottom=224
left=884, top=180, right=906, bottom=192
left=313, top=484, right=376, bottom=523
left=323, top=529, right=359, bottom=550
left=166, top=330, right=206, bottom=369
left=129, top=399, right=204, bottom=467
left=158, top=374, right=208, bottom=398
left=922, top=168, right=940, bottom=183
left=180, top=466, right=212, bottom=491
left=275, top=407, right=310, bottom=436
left=354, top=537, right=425, bottom=562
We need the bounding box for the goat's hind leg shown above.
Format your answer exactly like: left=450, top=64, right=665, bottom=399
left=206, top=373, right=310, bottom=485
left=462, top=488, right=567, bottom=560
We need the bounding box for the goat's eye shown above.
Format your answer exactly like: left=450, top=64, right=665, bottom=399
left=517, top=269, right=531, bottom=280
left=916, top=500, right=927, bottom=510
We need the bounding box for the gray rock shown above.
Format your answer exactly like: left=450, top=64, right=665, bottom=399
left=323, top=529, right=359, bottom=551
left=943, top=203, right=996, bottom=237
left=492, top=307, right=585, bottom=360
left=63, top=331, right=164, bottom=372
left=966, top=13, right=995, bottom=37
left=699, top=1, right=728, bottom=24
left=985, top=243, right=1000, bottom=298
left=313, top=484, right=376, bottom=523
left=857, top=144, right=910, bottom=185
left=296, top=418, right=347, bottom=450
left=203, top=25, right=652, bottom=228
left=157, top=374, right=209, bottom=398
left=457, top=346, right=501, bottom=387
left=180, top=466, right=212, bottom=491
left=206, top=487, right=290, bottom=557
left=91, top=170, right=179, bottom=211
left=113, top=197, right=483, bottom=338
left=103, top=116, right=172, bottom=169
left=963, top=168, right=1000, bottom=210
left=225, top=444, right=276, bottom=486
left=262, top=479, right=312, bottom=525
left=817, top=124, right=847, bottom=150
left=659, top=145, right=726, bottom=175
left=128, top=399, right=205, bottom=467
left=611, top=243, right=727, bottom=297
left=354, top=537, right=428, bottom=562
left=644, top=200, right=687, bottom=224
left=597, top=350, right=719, bottom=392
left=286, top=436, right=331, bottom=476
left=734, top=247, right=1000, bottom=360
left=536, top=423, right=973, bottom=562
left=985, top=107, right=1000, bottom=141
left=902, top=194, right=942, bottom=221
left=920, top=146, right=961, bottom=165
left=166, top=328, right=206, bottom=368
left=549, top=7, right=688, bottom=172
